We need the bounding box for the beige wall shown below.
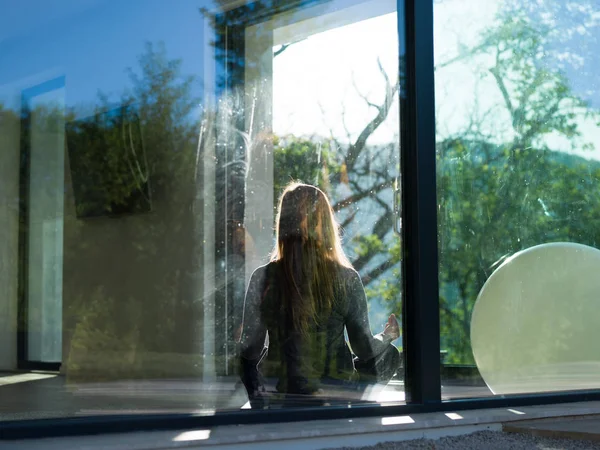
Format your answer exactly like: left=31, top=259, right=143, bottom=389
left=0, top=89, right=211, bottom=380
left=0, top=101, right=209, bottom=379
left=61, top=145, right=206, bottom=381
left=0, top=107, right=20, bottom=371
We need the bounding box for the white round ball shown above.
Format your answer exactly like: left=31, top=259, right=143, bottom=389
left=471, top=242, right=600, bottom=395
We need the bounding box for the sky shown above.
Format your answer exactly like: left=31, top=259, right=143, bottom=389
left=0, top=0, right=207, bottom=113
left=2, top=0, right=599, bottom=149
left=273, top=10, right=399, bottom=145
left=272, top=0, right=600, bottom=159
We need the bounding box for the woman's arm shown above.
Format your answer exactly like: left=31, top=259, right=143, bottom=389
left=344, top=269, right=396, bottom=360
left=239, top=266, right=269, bottom=399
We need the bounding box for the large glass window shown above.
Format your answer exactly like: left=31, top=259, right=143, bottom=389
left=0, top=0, right=405, bottom=420
left=4, top=0, right=600, bottom=433
left=436, top=0, right=600, bottom=398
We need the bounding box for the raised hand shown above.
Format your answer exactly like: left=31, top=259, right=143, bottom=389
left=383, top=313, right=399, bottom=340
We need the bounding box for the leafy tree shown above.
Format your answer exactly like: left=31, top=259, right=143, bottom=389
left=436, top=5, right=600, bottom=364
left=63, top=42, right=202, bottom=380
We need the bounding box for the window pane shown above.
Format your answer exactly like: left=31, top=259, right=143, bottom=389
left=435, top=0, right=600, bottom=398
left=0, top=0, right=404, bottom=420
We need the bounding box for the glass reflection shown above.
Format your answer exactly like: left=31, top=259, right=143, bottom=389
left=435, top=0, right=600, bottom=398
left=0, top=0, right=403, bottom=420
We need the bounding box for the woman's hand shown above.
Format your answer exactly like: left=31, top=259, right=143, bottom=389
left=383, top=313, right=399, bottom=340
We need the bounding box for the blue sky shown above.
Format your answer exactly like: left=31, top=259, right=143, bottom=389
left=2, top=0, right=599, bottom=113
left=0, top=0, right=208, bottom=110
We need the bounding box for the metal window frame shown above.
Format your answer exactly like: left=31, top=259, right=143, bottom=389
left=399, top=0, right=441, bottom=405
left=3, top=389, right=600, bottom=440
left=4, top=0, right=600, bottom=441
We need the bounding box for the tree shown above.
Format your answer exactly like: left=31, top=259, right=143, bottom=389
left=63, top=42, right=202, bottom=380
left=203, top=2, right=404, bottom=350
left=435, top=4, right=600, bottom=364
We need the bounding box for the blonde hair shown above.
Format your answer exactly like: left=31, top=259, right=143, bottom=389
left=270, top=182, right=351, bottom=333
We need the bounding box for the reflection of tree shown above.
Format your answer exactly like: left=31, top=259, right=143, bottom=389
left=484, top=13, right=588, bottom=149
left=207, top=0, right=600, bottom=369
left=436, top=5, right=600, bottom=364
left=66, top=104, right=150, bottom=218
left=62, top=42, right=202, bottom=379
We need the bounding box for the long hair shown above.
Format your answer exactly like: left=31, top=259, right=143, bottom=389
left=270, top=182, right=352, bottom=334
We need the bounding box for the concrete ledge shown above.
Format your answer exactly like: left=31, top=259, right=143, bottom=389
left=5, top=401, right=600, bottom=450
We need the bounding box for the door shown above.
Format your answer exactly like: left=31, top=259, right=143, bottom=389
left=211, top=0, right=404, bottom=401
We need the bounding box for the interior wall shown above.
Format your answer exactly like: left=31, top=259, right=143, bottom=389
left=0, top=0, right=236, bottom=380
left=0, top=101, right=20, bottom=371
left=244, top=21, right=275, bottom=283
left=61, top=139, right=205, bottom=381
left=26, top=87, right=65, bottom=363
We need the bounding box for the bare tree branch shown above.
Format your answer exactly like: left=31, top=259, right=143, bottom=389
left=273, top=43, right=291, bottom=58
left=340, top=102, right=354, bottom=144
left=489, top=61, right=514, bottom=122
left=362, top=258, right=396, bottom=286
left=435, top=39, right=491, bottom=71
left=345, top=59, right=399, bottom=173
left=352, top=72, right=380, bottom=110
left=340, top=210, right=357, bottom=229
left=332, top=180, right=392, bottom=212
left=520, top=100, right=561, bottom=144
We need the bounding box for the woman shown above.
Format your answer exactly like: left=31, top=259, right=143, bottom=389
left=239, top=182, right=400, bottom=407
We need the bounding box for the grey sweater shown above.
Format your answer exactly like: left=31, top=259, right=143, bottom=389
left=239, top=261, right=395, bottom=397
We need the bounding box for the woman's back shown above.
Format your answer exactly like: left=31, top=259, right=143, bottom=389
left=238, top=182, right=400, bottom=406
left=240, top=260, right=396, bottom=397
left=259, top=261, right=353, bottom=393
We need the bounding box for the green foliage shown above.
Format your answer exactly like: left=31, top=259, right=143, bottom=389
left=66, top=105, right=150, bottom=217
left=366, top=238, right=402, bottom=309
left=353, top=234, right=384, bottom=258
left=61, top=42, right=202, bottom=380
left=273, top=135, right=338, bottom=197
left=438, top=140, right=600, bottom=364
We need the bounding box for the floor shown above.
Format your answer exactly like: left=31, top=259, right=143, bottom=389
left=0, top=372, right=492, bottom=422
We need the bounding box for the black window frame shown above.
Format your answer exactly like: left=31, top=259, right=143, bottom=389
left=4, top=0, right=600, bottom=441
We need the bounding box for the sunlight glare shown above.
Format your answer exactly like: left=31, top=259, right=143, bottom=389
left=381, top=415, right=414, bottom=425
left=173, top=430, right=211, bottom=442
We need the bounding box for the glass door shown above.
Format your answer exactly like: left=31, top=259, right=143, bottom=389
left=211, top=0, right=405, bottom=404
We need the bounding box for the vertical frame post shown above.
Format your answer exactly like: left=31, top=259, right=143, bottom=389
left=398, top=0, right=441, bottom=404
